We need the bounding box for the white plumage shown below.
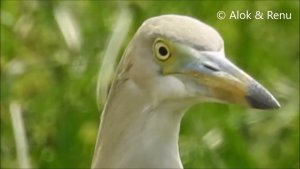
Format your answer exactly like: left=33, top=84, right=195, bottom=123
left=91, top=15, right=279, bottom=168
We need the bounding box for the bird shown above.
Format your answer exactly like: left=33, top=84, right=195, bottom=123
left=91, top=14, right=280, bottom=168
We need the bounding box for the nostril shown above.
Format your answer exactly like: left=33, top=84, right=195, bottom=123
left=203, top=62, right=220, bottom=72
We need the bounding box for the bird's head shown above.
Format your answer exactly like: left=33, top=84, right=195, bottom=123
left=119, top=15, right=280, bottom=109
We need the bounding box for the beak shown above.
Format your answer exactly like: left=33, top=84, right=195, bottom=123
left=164, top=46, right=280, bottom=109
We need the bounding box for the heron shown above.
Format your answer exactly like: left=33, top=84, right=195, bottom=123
left=91, top=15, right=280, bottom=168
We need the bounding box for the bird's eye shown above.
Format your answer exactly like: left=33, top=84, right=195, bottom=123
left=154, top=41, right=171, bottom=61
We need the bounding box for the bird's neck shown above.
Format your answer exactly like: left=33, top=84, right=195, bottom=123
left=92, top=80, right=190, bottom=168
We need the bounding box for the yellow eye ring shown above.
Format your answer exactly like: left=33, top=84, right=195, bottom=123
left=154, top=41, right=171, bottom=61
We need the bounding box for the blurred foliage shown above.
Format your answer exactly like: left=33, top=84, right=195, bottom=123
left=1, top=1, right=299, bottom=168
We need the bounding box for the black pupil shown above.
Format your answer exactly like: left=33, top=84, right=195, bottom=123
left=158, top=46, right=168, bottom=56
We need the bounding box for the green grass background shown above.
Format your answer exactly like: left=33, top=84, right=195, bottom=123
left=1, top=1, right=299, bottom=168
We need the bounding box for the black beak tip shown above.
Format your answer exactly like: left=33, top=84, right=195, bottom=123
left=246, top=95, right=280, bottom=109
left=246, top=83, right=281, bottom=110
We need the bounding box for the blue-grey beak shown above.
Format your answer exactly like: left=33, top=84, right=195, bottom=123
left=163, top=45, right=280, bottom=109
